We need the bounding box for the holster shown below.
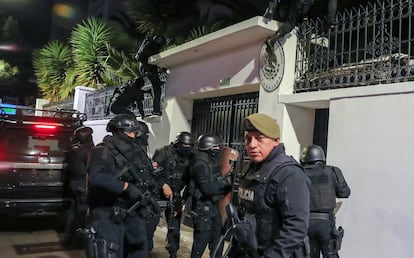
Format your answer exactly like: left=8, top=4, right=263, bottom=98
left=234, top=214, right=258, bottom=254
left=111, top=206, right=127, bottom=224
left=332, top=226, right=344, bottom=251
left=292, top=236, right=310, bottom=258
left=85, top=227, right=120, bottom=258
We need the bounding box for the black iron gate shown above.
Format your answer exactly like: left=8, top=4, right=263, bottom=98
left=183, top=92, right=259, bottom=226
left=191, top=92, right=259, bottom=169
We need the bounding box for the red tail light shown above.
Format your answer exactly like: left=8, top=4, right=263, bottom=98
left=34, top=124, right=58, bottom=130
left=32, top=123, right=59, bottom=136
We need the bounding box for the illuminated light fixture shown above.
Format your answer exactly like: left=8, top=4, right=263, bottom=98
left=34, top=124, right=57, bottom=130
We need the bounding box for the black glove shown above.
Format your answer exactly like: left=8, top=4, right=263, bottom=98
left=217, top=174, right=232, bottom=187
left=125, top=184, right=142, bottom=201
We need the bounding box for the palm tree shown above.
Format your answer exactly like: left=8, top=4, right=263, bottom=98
left=32, top=41, right=73, bottom=101
left=124, top=0, right=264, bottom=45
left=70, top=17, right=115, bottom=89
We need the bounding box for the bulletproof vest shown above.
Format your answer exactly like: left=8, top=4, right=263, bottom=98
left=237, top=153, right=299, bottom=248
left=191, top=151, right=221, bottom=200
left=162, top=146, right=190, bottom=192
left=304, top=165, right=337, bottom=211
left=104, top=136, right=154, bottom=191
left=109, top=82, right=139, bottom=106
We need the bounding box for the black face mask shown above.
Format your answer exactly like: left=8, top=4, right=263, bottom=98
left=208, top=149, right=221, bottom=158
left=177, top=145, right=193, bottom=157
left=136, top=134, right=149, bottom=146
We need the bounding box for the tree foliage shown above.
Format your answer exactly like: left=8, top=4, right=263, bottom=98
left=31, top=1, right=264, bottom=101
left=0, top=59, right=19, bottom=80
left=32, top=41, right=73, bottom=101
left=0, top=15, right=23, bottom=43
left=70, top=17, right=113, bottom=89
left=32, top=17, right=140, bottom=101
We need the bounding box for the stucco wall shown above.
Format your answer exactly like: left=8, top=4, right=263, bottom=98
left=328, top=92, right=414, bottom=257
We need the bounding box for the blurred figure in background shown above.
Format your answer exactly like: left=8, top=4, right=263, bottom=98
left=63, top=126, right=94, bottom=248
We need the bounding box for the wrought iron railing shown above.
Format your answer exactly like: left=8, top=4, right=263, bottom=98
left=84, top=77, right=164, bottom=120
left=295, top=0, right=414, bottom=92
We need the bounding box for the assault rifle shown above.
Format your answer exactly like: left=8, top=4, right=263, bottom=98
left=127, top=191, right=161, bottom=215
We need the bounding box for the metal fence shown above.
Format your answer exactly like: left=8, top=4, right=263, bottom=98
left=295, top=0, right=414, bottom=92
left=84, top=77, right=164, bottom=120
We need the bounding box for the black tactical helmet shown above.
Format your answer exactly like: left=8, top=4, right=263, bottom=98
left=197, top=134, right=220, bottom=151
left=300, top=144, right=326, bottom=165
left=136, top=120, right=149, bottom=137
left=106, top=114, right=141, bottom=133
left=175, top=131, right=194, bottom=146
left=73, top=126, right=93, bottom=144
left=153, top=35, right=166, bottom=48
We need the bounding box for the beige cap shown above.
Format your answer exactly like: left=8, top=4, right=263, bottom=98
left=243, top=113, right=280, bottom=139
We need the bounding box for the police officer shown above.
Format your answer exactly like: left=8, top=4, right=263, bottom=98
left=152, top=131, right=194, bottom=258
left=233, top=113, right=311, bottom=258
left=107, top=77, right=149, bottom=118
left=87, top=114, right=158, bottom=258
left=63, top=126, right=94, bottom=247
left=263, top=0, right=312, bottom=54
left=189, top=134, right=232, bottom=258
left=134, top=120, right=166, bottom=253
left=134, top=34, right=167, bottom=116
left=300, top=145, right=351, bottom=258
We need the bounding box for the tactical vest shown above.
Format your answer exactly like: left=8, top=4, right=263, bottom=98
left=104, top=137, right=153, bottom=191
left=238, top=154, right=300, bottom=249
left=190, top=151, right=221, bottom=201
left=161, top=146, right=190, bottom=192
left=304, top=165, right=337, bottom=211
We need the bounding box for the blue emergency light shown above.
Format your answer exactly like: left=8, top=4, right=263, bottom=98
left=0, top=103, right=17, bottom=115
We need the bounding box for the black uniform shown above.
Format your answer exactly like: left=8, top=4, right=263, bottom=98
left=87, top=133, right=159, bottom=258
left=64, top=139, right=94, bottom=246
left=189, top=150, right=231, bottom=258
left=152, top=143, right=192, bottom=257
left=303, top=163, right=350, bottom=258
left=135, top=35, right=166, bottom=116
left=236, top=144, right=311, bottom=258
left=107, top=78, right=148, bottom=118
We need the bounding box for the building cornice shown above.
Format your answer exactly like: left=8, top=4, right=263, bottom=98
left=149, top=16, right=278, bottom=68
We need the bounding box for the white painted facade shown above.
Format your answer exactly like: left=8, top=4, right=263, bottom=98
left=61, top=16, right=413, bottom=257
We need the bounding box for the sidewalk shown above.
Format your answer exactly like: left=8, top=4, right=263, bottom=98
left=0, top=216, right=217, bottom=258
left=150, top=217, right=212, bottom=258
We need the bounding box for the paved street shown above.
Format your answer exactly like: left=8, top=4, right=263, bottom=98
left=0, top=217, right=213, bottom=258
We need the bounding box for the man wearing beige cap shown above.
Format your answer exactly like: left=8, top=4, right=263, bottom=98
left=231, top=113, right=311, bottom=258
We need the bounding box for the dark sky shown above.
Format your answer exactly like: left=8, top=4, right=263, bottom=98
left=0, top=0, right=53, bottom=48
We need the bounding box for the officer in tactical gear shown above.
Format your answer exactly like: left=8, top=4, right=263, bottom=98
left=152, top=131, right=195, bottom=258
left=107, top=77, right=151, bottom=118
left=63, top=126, right=94, bottom=248
left=231, top=113, right=311, bottom=258
left=188, top=134, right=232, bottom=258
left=263, top=0, right=312, bottom=54
left=86, top=114, right=162, bottom=258
left=134, top=34, right=167, bottom=116
left=133, top=119, right=166, bottom=253
left=300, top=145, right=350, bottom=258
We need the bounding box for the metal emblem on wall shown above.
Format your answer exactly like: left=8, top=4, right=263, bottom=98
left=259, top=40, right=285, bottom=92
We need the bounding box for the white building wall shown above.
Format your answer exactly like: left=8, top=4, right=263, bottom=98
left=327, top=92, right=414, bottom=258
